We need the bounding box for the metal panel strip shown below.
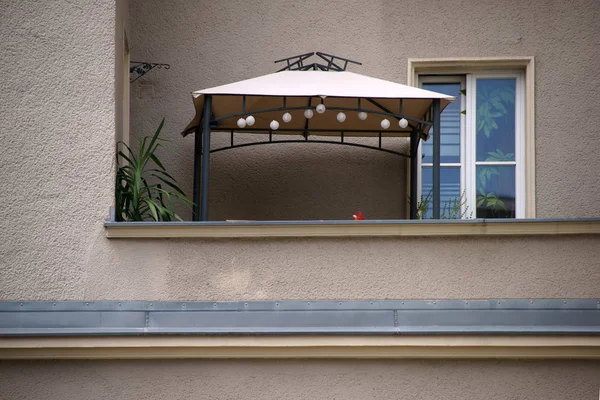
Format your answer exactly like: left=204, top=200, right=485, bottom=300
left=0, top=300, right=599, bottom=336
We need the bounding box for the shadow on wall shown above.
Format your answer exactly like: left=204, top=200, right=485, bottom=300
left=206, top=135, right=409, bottom=221
left=126, top=118, right=410, bottom=222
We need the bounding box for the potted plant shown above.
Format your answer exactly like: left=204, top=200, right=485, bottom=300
left=115, top=119, right=193, bottom=221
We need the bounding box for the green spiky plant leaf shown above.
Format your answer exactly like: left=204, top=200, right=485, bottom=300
left=485, top=148, right=514, bottom=162
left=409, top=189, right=472, bottom=220
left=115, top=119, right=193, bottom=221
left=476, top=84, right=514, bottom=138
left=476, top=189, right=506, bottom=211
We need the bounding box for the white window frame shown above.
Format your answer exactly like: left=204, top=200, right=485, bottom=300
left=408, top=57, right=535, bottom=219
left=466, top=72, right=525, bottom=218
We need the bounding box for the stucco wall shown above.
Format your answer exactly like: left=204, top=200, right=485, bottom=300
left=0, top=0, right=117, bottom=299
left=1, top=3, right=599, bottom=395
left=3, top=234, right=600, bottom=301
left=2, top=359, right=600, bottom=399
left=128, top=0, right=600, bottom=220
left=1, top=0, right=600, bottom=302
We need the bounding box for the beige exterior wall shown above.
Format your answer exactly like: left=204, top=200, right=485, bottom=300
left=0, top=0, right=117, bottom=299
left=3, top=234, right=597, bottom=301
left=2, top=227, right=600, bottom=300
left=1, top=1, right=600, bottom=398
left=2, top=359, right=600, bottom=399
left=0, top=0, right=598, bottom=301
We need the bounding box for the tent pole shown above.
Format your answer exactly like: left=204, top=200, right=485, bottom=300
left=200, top=95, right=213, bottom=221
left=192, top=124, right=201, bottom=221
left=432, top=99, right=441, bottom=219
left=409, top=129, right=419, bottom=219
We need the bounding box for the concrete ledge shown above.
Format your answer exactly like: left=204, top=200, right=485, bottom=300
left=3, top=335, right=600, bottom=360
left=104, top=218, right=600, bottom=238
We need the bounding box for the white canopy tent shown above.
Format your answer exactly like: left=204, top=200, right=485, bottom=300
left=184, top=71, right=454, bottom=137
left=184, top=63, right=455, bottom=221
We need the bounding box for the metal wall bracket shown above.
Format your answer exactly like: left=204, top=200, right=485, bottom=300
left=129, top=61, right=170, bottom=83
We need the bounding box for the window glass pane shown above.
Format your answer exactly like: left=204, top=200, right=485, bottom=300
left=476, top=79, right=516, bottom=162
left=422, top=83, right=461, bottom=163
left=421, top=167, right=461, bottom=219
left=476, top=165, right=515, bottom=218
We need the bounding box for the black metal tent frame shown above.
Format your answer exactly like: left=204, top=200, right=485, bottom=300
left=191, top=53, right=442, bottom=222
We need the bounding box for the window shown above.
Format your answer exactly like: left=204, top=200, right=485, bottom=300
left=409, top=58, right=535, bottom=219
left=420, top=77, right=464, bottom=219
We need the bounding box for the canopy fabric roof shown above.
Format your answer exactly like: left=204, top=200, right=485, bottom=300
left=183, top=70, right=455, bottom=137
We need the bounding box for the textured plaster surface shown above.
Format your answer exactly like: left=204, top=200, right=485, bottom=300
left=129, top=0, right=600, bottom=220
left=2, top=359, right=600, bottom=399
left=1, top=0, right=600, bottom=302
left=0, top=0, right=116, bottom=300
left=70, top=235, right=600, bottom=300
left=1, top=2, right=599, bottom=395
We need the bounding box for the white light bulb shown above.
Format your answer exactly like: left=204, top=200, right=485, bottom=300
left=358, top=111, right=368, bottom=121
left=381, top=119, right=390, bottom=129
left=282, top=112, right=292, bottom=123
left=245, top=115, right=255, bottom=126
left=304, top=109, right=314, bottom=119
left=399, top=118, right=408, bottom=129
left=336, top=112, right=346, bottom=123
left=270, top=120, right=279, bottom=130
left=316, top=104, right=326, bottom=114
left=237, top=118, right=247, bottom=128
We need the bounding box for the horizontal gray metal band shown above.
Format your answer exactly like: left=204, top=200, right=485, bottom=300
left=1, top=300, right=599, bottom=336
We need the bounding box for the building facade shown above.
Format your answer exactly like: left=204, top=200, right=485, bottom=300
left=1, top=0, right=600, bottom=398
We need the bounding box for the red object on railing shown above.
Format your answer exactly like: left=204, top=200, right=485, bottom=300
left=352, top=211, right=365, bottom=220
